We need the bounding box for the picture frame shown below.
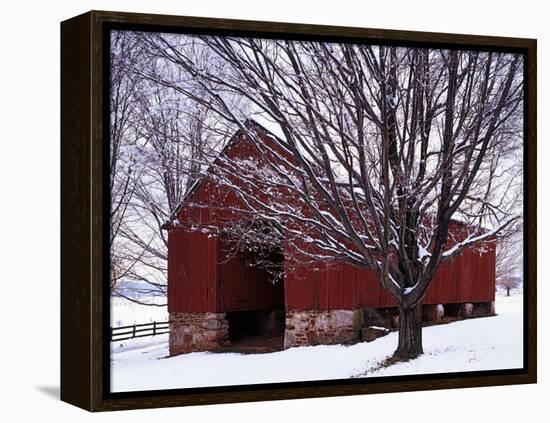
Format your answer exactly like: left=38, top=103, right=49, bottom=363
left=60, top=10, right=537, bottom=411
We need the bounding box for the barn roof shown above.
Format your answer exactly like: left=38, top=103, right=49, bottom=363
left=161, top=117, right=285, bottom=230
left=162, top=118, right=491, bottom=235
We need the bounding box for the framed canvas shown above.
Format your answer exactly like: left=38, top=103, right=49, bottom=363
left=60, top=10, right=537, bottom=411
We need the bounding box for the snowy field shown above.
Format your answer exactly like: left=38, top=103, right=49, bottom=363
left=110, top=294, right=523, bottom=393
left=111, top=296, right=168, bottom=327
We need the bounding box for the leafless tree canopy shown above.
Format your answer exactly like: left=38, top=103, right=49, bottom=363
left=110, top=31, right=524, bottom=358
left=495, top=233, right=523, bottom=296
left=109, top=32, right=244, bottom=304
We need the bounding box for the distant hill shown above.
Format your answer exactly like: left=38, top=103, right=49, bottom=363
left=112, top=280, right=166, bottom=300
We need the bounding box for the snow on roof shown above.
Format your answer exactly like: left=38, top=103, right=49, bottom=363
left=248, top=112, right=287, bottom=142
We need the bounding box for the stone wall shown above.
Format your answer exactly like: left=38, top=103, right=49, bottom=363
left=444, top=301, right=495, bottom=319
left=473, top=301, right=496, bottom=316
left=422, top=304, right=445, bottom=322
left=284, top=309, right=363, bottom=348
left=169, top=301, right=496, bottom=354
left=169, top=312, right=229, bottom=355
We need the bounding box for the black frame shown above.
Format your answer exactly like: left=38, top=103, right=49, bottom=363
left=61, top=10, right=537, bottom=411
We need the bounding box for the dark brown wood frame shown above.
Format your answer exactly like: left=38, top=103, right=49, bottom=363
left=60, top=10, right=537, bottom=412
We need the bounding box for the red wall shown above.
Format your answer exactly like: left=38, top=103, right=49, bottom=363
left=168, top=127, right=497, bottom=314
left=284, top=242, right=496, bottom=310
left=168, top=129, right=290, bottom=313
left=168, top=230, right=285, bottom=313
left=167, top=229, right=218, bottom=313
left=218, top=251, right=284, bottom=312
left=169, top=225, right=496, bottom=313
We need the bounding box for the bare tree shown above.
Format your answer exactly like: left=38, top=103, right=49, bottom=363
left=137, top=35, right=524, bottom=359
left=496, top=233, right=523, bottom=296
left=109, top=32, right=243, bottom=305
left=116, top=84, right=216, bottom=303
left=110, top=31, right=142, bottom=291
left=498, top=276, right=522, bottom=297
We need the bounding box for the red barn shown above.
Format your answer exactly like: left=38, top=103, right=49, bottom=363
left=164, top=120, right=496, bottom=355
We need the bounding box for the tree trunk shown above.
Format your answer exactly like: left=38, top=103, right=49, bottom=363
left=394, top=302, right=423, bottom=360
left=506, top=287, right=510, bottom=296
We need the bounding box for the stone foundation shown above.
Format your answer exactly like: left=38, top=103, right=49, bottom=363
left=169, top=301, right=497, bottom=354
left=472, top=301, right=496, bottom=317
left=284, top=309, right=363, bottom=348
left=459, top=302, right=474, bottom=318
left=422, top=304, right=445, bottom=322
left=443, top=301, right=495, bottom=319
left=169, top=312, right=229, bottom=355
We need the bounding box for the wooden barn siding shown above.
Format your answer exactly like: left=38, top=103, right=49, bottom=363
left=169, top=131, right=288, bottom=314
left=167, top=229, right=285, bottom=313
left=170, top=128, right=496, bottom=313
left=167, top=228, right=218, bottom=313
left=217, top=252, right=284, bottom=312
left=284, top=242, right=496, bottom=310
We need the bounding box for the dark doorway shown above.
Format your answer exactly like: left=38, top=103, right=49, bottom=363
left=218, top=229, right=285, bottom=352
left=225, top=309, right=285, bottom=353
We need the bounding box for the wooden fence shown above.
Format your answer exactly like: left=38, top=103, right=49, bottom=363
left=110, top=321, right=170, bottom=342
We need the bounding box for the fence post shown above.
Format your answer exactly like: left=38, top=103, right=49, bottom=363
left=110, top=320, right=169, bottom=341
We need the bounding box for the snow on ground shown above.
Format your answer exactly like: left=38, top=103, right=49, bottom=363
left=110, top=294, right=523, bottom=393
left=359, top=294, right=523, bottom=378
left=111, top=296, right=168, bottom=327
